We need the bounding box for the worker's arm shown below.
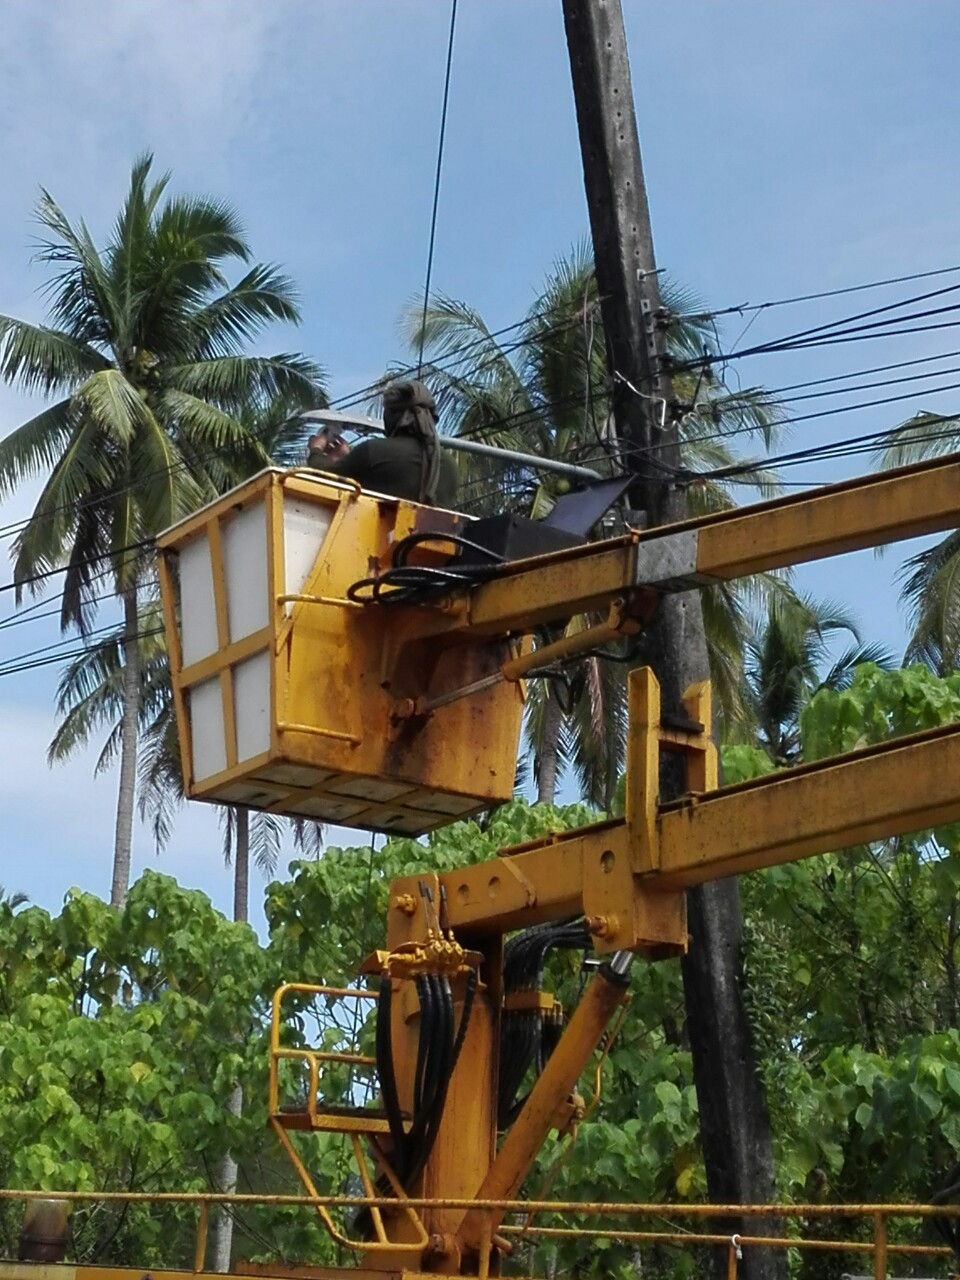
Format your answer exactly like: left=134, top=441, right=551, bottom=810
left=306, top=433, right=370, bottom=482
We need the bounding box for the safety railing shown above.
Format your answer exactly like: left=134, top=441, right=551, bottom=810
left=268, top=981, right=380, bottom=1129
left=2, top=1190, right=959, bottom=1279
left=266, top=981, right=431, bottom=1254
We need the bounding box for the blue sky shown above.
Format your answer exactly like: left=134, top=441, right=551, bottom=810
left=2, top=0, right=959, bottom=933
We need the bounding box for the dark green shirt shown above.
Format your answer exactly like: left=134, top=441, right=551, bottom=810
left=307, top=436, right=459, bottom=508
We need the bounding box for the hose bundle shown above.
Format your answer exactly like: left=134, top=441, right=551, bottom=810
left=347, top=531, right=503, bottom=606
left=375, top=966, right=478, bottom=1190
left=497, top=917, right=591, bottom=1127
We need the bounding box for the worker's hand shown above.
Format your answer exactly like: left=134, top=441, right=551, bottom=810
left=308, top=430, right=350, bottom=462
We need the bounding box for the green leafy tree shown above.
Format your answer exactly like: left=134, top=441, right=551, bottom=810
left=0, top=155, right=322, bottom=905
left=404, top=244, right=783, bottom=805
left=0, top=873, right=271, bottom=1266
left=7, top=737, right=960, bottom=1276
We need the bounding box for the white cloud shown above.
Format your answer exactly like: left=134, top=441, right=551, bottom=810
left=2, top=1, right=279, bottom=169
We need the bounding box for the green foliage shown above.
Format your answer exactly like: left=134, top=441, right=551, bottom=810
left=0, top=872, right=270, bottom=1264
left=6, top=665, right=960, bottom=1272
left=801, top=662, right=960, bottom=760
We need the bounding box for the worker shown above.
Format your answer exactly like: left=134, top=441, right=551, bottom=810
left=307, top=379, right=459, bottom=508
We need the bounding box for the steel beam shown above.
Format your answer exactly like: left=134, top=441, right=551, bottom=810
left=457, top=452, right=960, bottom=637
left=654, top=720, right=960, bottom=888
left=407, top=719, right=960, bottom=947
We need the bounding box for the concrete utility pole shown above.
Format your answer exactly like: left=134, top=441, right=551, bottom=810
left=561, top=3, right=785, bottom=1277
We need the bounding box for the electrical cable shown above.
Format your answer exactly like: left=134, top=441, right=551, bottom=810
left=672, top=313, right=960, bottom=375
left=693, top=265, right=960, bottom=320
left=770, top=363, right=960, bottom=407
left=757, top=347, right=960, bottom=399
left=679, top=416, right=960, bottom=485
left=0, top=537, right=153, bottom=598
left=0, top=626, right=164, bottom=680
left=416, top=0, right=458, bottom=376
left=346, top=531, right=505, bottom=606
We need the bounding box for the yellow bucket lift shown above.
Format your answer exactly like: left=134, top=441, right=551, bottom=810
left=158, top=451, right=960, bottom=841
left=156, top=468, right=525, bottom=835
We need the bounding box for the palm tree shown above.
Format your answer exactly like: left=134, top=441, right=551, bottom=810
left=403, top=244, right=784, bottom=804
left=746, top=592, right=894, bottom=764
left=0, top=155, right=322, bottom=904
left=0, top=886, right=28, bottom=911
left=877, top=411, right=960, bottom=673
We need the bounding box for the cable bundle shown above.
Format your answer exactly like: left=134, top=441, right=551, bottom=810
left=375, top=966, right=477, bottom=1191
left=497, top=918, right=591, bottom=1127
left=347, top=532, right=503, bottom=606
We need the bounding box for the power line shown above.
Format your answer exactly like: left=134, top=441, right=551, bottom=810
left=759, top=347, right=960, bottom=398
left=0, top=538, right=153, bottom=598
left=0, top=619, right=137, bottom=669
left=680, top=416, right=960, bottom=485
left=697, top=264, right=960, bottom=321
left=673, top=297, right=960, bottom=373
left=775, top=363, right=960, bottom=407
left=417, top=0, right=459, bottom=376
left=0, top=626, right=164, bottom=680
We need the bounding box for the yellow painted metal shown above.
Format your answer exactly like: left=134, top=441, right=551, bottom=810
left=654, top=719, right=960, bottom=888
left=1, top=1193, right=958, bottom=1280
left=156, top=470, right=525, bottom=835
left=874, top=1211, right=888, bottom=1280
left=430, top=450, right=960, bottom=642
left=400, top=678, right=960, bottom=955
left=458, top=968, right=631, bottom=1252
left=499, top=599, right=644, bottom=681
left=193, top=1201, right=208, bottom=1273
left=156, top=452, right=960, bottom=837
left=400, top=819, right=685, bottom=955
left=268, top=1118, right=428, bottom=1255
left=626, top=667, right=660, bottom=873
left=686, top=450, right=960, bottom=579
left=268, top=983, right=386, bottom=1133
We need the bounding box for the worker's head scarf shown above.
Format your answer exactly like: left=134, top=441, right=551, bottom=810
left=382, top=379, right=442, bottom=505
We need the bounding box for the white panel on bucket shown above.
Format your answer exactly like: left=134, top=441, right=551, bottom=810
left=283, top=497, right=335, bottom=615
left=222, top=502, right=269, bottom=642
left=234, top=650, right=271, bottom=762
left=190, top=677, right=226, bottom=781
left=180, top=535, right=218, bottom=666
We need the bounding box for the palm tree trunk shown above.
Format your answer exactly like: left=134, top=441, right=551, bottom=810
left=232, top=809, right=250, bottom=924
left=211, top=1084, right=242, bottom=1272
left=111, top=587, right=140, bottom=908
left=536, top=691, right=563, bottom=804
left=213, top=809, right=249, bottom=1271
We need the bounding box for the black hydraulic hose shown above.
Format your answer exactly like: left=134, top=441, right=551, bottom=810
left=401, top=975, right=447, bottom=1177
left=498, top=918, right=593, bottom=1123
left=413, top=974, right=434, bottom=1116
left=403, top=969, right=478, bottom=1190
left=392, top=531, right=505, bottom=568
left=420, top=976, right=454, bottom=1153
left=376, top=977, right=407, bottom=1161
left=346, top=561, right=501, bottom=606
